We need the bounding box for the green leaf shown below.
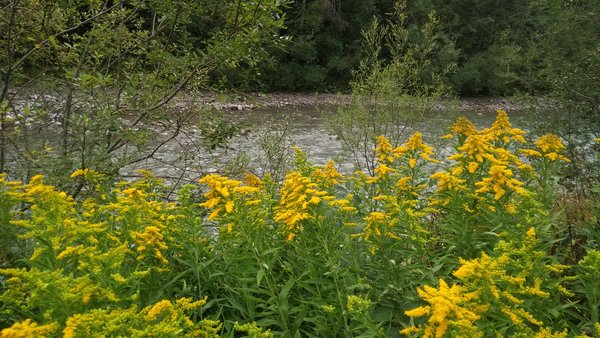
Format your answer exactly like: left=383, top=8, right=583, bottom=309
left=256, top=268, right=265, bottom=287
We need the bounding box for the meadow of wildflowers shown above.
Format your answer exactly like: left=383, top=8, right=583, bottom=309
left=0, top=111, right=598, bottom=337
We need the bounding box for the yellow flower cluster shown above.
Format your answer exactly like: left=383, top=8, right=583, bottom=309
left=0, top=319, right=58, bottom=337
left=199, top=173, right=261, bottom=221
left=60, top=298, right=219, bottom=338
left=312, top=160, right=345, bottom=187
left=234, top=321, right=273, bottom=338
left=429, top=171, right=465, bottom=192
left=433, top=111, right=540, bottom=206
left=132, top=226, right=169, bottom=264
left=274, top=171, right=331, bottom=240
left=521, top=134, right=570, bottom=162
left=375, top=135, right=396, bottom=164
left=199, top=174, right=242, bottom=220
left=101, top=182, right=176, bottom=264
left=401, top=279, right=481, bottom=338
left=374, top=132, right=438, bottom=172
left=70, top=168, right=101, bottom=179
left=475, top=165, right=526, bottom=200
left=481, top=110, right=527, bottom=144
left=403, top=227, right=566, bottom=336
left=357, top=211, right=400, bottom=241
left=146, top=299, right=177, bottom=321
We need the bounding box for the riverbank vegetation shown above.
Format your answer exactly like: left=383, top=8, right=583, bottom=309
left=1, top=112, right=599, bottom=337
left=1, top=1, right=599, bottom=337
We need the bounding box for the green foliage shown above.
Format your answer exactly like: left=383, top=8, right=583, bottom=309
left=250, top=0, right=378, bottom=91
left=217, top=0, right=600, bottom=96
left=2, top=113, right=599, bottom=337
left=0, top=0, right=287, bottom=191
left=328, top=1, right=457, bottom=174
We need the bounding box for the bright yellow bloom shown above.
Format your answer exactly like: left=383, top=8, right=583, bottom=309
left=274, top=172, right=330, bottom=240
left=374, top=163, right=396, bottom=177
left=481, top=110, right=526, bottom=144
left=245, top=173, right=263, bottom=187
left=312, top=160, right=345, bottom=186
left=396, top=176, right=412, bottom=190
left=176, top=297, right=207, bottom=310
left=458, top=134, right=491, bottom=163
left=132, top=226, right=169, bottom=264
left=375, top=135, right=395, bottom=163
left=355, top=211, right=400, bottom=241
left=466, top=162, right=478, bottom=173
left=521, top=149, right=542, bottom=157
left=408, top=158, right=417, bottom=168
left=534, top=328, right=568, bottom=338
left=70, top=168, right=87, bottom=178
left=404, top=279, right=480, bottom=338
left=475, top=165, right=525, bottom=199
left=1, top=319, right=58, bottom=337
left=146, top=300, right=175, bottom=321
left=535, top=134, right=565, bottom=153
left=199, top=174, right=261, bottom=222
left=70, top=168, right=102, bottom=180
left=430, top=171, right=465, bottom=191
left=406, top=132, right=435, bottom=158
left=450, top=117, right=478, bottom=137
left=533, top=134, right=570, bottom=162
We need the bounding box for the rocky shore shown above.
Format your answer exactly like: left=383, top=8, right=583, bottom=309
left=178, top=92, right=522, bottom=113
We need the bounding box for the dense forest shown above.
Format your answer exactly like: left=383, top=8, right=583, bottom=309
left=216, top=0, right=599, bottom=97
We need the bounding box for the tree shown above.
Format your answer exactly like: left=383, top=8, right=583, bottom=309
left=328, top=0, right=457, bottom=174
left=0, top=0, right=286, bottom=192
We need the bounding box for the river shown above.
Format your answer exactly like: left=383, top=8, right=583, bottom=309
left=120, top=100, right=527, bottom=190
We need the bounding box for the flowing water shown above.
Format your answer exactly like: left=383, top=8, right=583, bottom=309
left=121, top=103, right=527, bottom=188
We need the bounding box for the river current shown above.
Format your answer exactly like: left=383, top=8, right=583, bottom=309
left=120, top=104, right=526, bottom=189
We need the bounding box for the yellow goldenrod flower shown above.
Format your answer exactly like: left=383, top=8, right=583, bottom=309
left=245, top=173, right=263, bottom=187
left=475, top=165, right=525, bottom=199
left=70, top=168, right=87, bottom=178
left=396, top=176, right=412, bottom=191
left=176, top=296, right=207, bottom=310
left=375, top=135, right=395, bottom=164
left=1, top=319, right=58, bottom=338
left=430, top=171, right=466, bottom=191
left=534, top=328, right=568, bottom=338
left=408, top=158, right=417, bottom=168
left=274, top=171, right=330, bottom=240
left=132, top=226, right=169, bottom=264
left=356, top=211, right=400, bottom=241
left=450, top=117, right=478, bottom=137
left=399, top=326, right=421, bottom=335
left=533, top=134, right=570, bottom=162
left=458, top=134, right=491, bottom=163
left=481, top=110, right=526, bottom=144
left=199, top=174, right=261, bottom=223
left=535, top=134, right=565, bottom=153
left=312, top=160, right=345, bottom=187
left=374, top=163, right=396, bottom=178
left=521, top=149, right=542, bottom=157
left=405, top=132, right=435, bottom=158
left=146, top=300, right=175, bottom=321
left=466, top=161, right=478, bottom=173
left=404, top=279, right=480, bottom=338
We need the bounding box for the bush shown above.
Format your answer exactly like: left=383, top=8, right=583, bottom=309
left=1, top=111, right=598, bottom=337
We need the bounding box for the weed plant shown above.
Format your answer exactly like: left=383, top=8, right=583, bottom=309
left=0, top=111, right=599, bottom=337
